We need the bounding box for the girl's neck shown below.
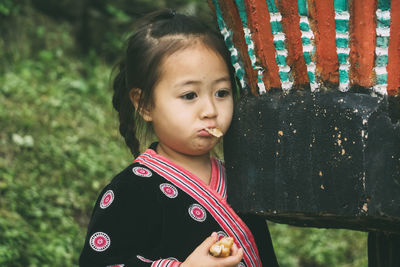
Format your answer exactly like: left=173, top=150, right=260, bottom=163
left=156, top=143, right=212, bottom=185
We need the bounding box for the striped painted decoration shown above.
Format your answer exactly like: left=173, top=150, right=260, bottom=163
left=298, top=0, right=319, bottom=91
left=209, top=0, right=400, bottom=96
left=211, top=0, right=248, bottom=91
left=374, top=0, right=391, bottom=95
left=235, top=0, right=267, bottom=93
left=334, top=0, right=351, bottom=92
left=265, top=0, right=293, bottom=91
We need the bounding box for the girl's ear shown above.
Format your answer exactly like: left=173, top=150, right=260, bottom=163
left=129, top=88, right=152, bottom=122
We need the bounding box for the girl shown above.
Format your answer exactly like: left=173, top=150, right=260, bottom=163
left=79, top=9, right=278, bottom=267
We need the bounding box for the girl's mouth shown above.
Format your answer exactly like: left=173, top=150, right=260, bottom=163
left=204, top=127, right=223, bottom=137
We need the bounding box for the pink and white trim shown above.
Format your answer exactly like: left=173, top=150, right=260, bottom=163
left=151, top=259, right=181, bottom=267
left=137, top=255, right=181, bottom=267
left=135, top=149, right=261, bottom=267
left=209, top=158, right=227, bottom=199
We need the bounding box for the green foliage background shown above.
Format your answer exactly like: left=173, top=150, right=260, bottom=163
left=0, top=0, right=367, bottom=266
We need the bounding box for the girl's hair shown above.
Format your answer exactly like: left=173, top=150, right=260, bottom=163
left=112, top=9, right=236, bottom=158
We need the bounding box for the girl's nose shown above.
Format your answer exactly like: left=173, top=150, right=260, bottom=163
left=200, top=97, right=217, bottom=119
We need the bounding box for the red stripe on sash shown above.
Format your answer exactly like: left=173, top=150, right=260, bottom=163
left=135, top=149, right=261, bottom=267
left=209, top=158, right=227, bottom=200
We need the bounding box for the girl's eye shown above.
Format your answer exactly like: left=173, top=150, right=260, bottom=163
left=181, top=92, right=197, bottom=100
left=215, top=89, right=231, bottom=98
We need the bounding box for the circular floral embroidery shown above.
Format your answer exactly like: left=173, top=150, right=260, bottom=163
left=188, top=204, right=207, bottom=222
left=89, top=232, right=111, bottom=252
left=238, top=262, right=246, bottom=267
left=159, top=183, right=178, bottom=198
left=100, top=190, right=114, bottom=209
left=132, top=167, right=152, bottom=177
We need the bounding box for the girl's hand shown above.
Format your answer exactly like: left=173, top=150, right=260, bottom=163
left=181, top=232, right=244, bottom=267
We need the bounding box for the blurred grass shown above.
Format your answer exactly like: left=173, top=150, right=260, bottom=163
left=268, top=222, right=367, bottom=267
left=0, top=2, right=368, bottom=266
left=0, top=44, right=133, bottom=266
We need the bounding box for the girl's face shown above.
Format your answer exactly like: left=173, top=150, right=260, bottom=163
left=144, top=42, right=234, bottom=157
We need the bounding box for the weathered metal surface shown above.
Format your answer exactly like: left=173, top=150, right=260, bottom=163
left=224, top=91, right=400, bottom=233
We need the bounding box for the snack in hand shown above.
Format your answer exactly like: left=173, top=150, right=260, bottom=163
left=209, top=236, right=234, bottom=257
left=205, top=127, right=223, bottom=138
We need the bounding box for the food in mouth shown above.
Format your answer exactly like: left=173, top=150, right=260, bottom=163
left=205, top=127, right=223, bottom=137
left=209, top=236, right=234, bottom=257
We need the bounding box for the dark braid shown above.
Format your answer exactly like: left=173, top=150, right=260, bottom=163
left=112, top=60, right=140, bottom=157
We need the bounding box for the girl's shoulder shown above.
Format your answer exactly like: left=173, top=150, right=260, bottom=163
left=110, top=161, right=159, bottom=186
left=99, top=161, right=162, bottom=205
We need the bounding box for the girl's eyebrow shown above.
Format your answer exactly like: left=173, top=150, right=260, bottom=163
left=175, top=80, right=201, bottom=88
left=213, top=76, right=231, bottom=84
left=174, top=76, right=230, bottom=88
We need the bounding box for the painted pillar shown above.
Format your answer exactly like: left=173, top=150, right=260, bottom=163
left=209, top=0, right=400, bottom=95
left=208, top=0, right=400, bottom=239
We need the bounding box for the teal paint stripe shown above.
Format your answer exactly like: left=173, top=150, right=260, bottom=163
left=307, top=71, right=315, bottom=82
left=301, top=37, right=311, bottom=45
left=233, top=0, right=254, bottom=61
left=234, top=0, right=248, bottom=27
left=336, top=38, right=349, bottom=48
left=270, top=21, right=283, bottom=33
left=376, top=36, right=389, bottom=48
left=297, top=0, right=308, bottom=16
left=378, top=19, right=391, bottom=28
left=378, top=0, right=390, bottom=10
left=279, top=71, right=289, bottom=81
left=299, top=22, right=310, bottom=31
left=335, top=20, right=349, bottom=32
left=297, top=0, right=318, bottom=90
left=376, top=74, right=388, bottom=84
left=374, top=0, right=391, bottom=92
left=235, top=0, right=268, bottom=94
left=337, top=53, right=348, bottom=64
left=334, top=0, right=348, bottom=12
left=334, top=0, right=350, bottom=91
left=276, top=54, right=286, bottom=65
left=266, top=0, right=278, bottom=13
left=244, top=34, right=252, bottom=44
left=339, top=70, right=349, bottom=83
left=303, top=53, right=311, bottom=64
left=273, top=40, right=285, bottom=50
left=212, top=0, right=225, bottom=30
left=264, top=0, right=294, bottom=89
left=376, top=55, right=389, bottom=67
left=211, top=0, right=248, bottom=91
